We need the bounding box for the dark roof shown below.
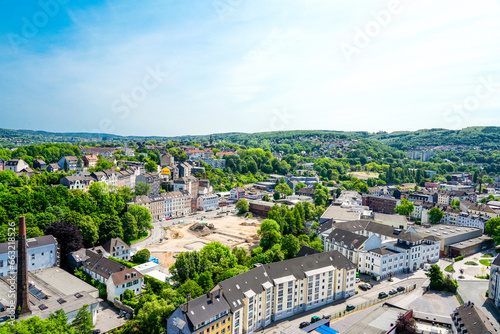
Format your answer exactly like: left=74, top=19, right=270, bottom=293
left=101, top=238, right=129, bottom=253
left=0, top=235, right=57, bottom=254
left=296, top=246, right=321, bottom=258
left=370, top=247, right=400, bottom=256
left=82, top=250, right=124, bottom=279
left=184, top=292, right=230, bottom=329
left=318, top=219, right=335, bottom=234
left=331, top=220, right=402, bottom=239
left=453, top=303, right=497, bottom=334
left=326, top=229, right=368, bottom=249
left=218, top=266, right=268, bottom=311
left=296, top=187, right=315, bottom=195
left=397, top=231, right=423, bottom=243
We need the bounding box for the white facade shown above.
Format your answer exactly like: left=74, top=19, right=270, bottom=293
left=197, top=194, right=219, bottom=211
left=0, top=236, right=58, bottom=277
left=489, top=257, right=500, bottom=307
left=107, top=270, right=143, bottom=302
left=442, top=211, right=488, bottom=231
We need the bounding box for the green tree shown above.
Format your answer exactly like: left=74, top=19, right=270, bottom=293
left=135, top=299, right=176, bottom=334
left=258, top=219, right=282, bottom=249
left=135, top=181, right=152, bottom=196
left=134, top=249, right=151, bottom=263
left=395, top=198, right=414, bottom=217
left=71, top=304, right=94, bottom=334
left=145, top=160, right=157, bottom=173
left=281, top=234, right=300, bottom=259
left=98, top=215, right=124, bottom=244
left=485, top=218, right=500, bottom=244
left=122, top=212, right=139, bottom=242
left=314, top=186, right=329, bottom=207
left=428, top=207, right=444, bottom=225
left=235, top=199, right=249, bottom=214
left=273, top=191, right=280, bottom=201
left=450, top=199, right=460, bottom=210
left=128, top=204, right=153, bottom=231
left=177, top=280, right=204, bottom=299
left=294, top=182, right=307, bottom=192
left=122, top=289, right=135, bottom=301
left=426, top=264, right=444, bottom=291
left=275, top=183, right=292, bottom=198
left=196, top=271, right=215, bottom=293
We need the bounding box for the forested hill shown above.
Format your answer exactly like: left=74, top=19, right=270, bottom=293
left=1, top=126, right=500, bottom=150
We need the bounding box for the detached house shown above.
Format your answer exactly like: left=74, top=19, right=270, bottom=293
left=58, top=156, right=79, bottom=171
left=82, top=154, right=98, bottom=168
left=5, top=159, right=29, bottom=172
left=92, top=238, right=131, bottom=261
left=33, top=159, right=47, bottom=170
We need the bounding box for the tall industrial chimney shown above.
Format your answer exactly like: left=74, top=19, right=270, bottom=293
left=16, top=216, right=31, bottom=315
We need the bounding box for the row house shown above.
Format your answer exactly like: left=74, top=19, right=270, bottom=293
left=162, top=190, right=191, bottom=218
left=92, top=169, right=118, bottom=187
left=136, top=172, right=160, bottom=195
left=167, top=250, right=356, bottom=334
left=116, top=168, right=140, bottom=191
left=466, top=202, right=499, bottom=219
left=60, top=175, right=95, bottom=191
left=79, top=249, right=143, bottom=301
left=174, top=176, right=199, bottom=198
left=197, top=194, right=220, bottom=211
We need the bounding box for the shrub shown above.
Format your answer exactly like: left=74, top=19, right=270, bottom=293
left=465, top=261, right=478, bottom=265
left=455, top=255, right=464, bottom=261
left=445, top=264, right=455, bottom=272
left=134, top=249, right=151, bottom=264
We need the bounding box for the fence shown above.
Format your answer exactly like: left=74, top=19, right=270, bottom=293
left=326, top=284, right=417, bottom=321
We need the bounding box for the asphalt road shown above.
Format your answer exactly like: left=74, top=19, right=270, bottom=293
left=458, top=280, right=500, bottom=331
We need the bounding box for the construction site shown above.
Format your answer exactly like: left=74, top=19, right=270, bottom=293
left=148, top=213, right=262, bottom=269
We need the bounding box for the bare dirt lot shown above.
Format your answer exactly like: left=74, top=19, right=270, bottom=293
left=148, top=213, right=262, bottom=268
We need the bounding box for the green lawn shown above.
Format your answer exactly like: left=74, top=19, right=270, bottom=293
left=129, top=231, right=149, bottom=244
left=483, top=253, right=494, bottom=258
left=445, top=263, right=455, bottom=272
left=479, top=259, right=492, bottom=266
left=465, top=261, right=478, bottom=265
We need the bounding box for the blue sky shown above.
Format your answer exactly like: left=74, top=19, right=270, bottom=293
left=1, top=0, right=500, bottom=136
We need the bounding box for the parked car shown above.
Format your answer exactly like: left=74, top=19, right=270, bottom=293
left=322, top=314, right=331, bottom=319
left=359, top=284, right=367, bottom=291
left=355, top=278, right=360, bottom=283
left=397, top=286, right=405, bottom=292
left=365, top=283, right=372, bottom=289
left=389, top=289, right=397, bottom=295
left=378, top=292, right=388, bottom=299
left=311, top=316, right=321, bottom=323
left=299, top=322, right=310, bottom=329
left=346, top=304, right=355, bottom=311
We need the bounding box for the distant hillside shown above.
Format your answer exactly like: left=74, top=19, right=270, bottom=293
left=1, top=126, right=500, bottom=150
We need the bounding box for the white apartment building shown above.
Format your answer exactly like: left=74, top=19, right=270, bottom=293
left=442, top=211, right=489, bottom=231
left=489, top=256, right=500, bottom=307
left=0, top=235, right=58, bottom=277
left=167, top=250, right=356, bottom=334
left=197, top=193, right=220, bottom=211
left=162, top=190, right=191, bottom=218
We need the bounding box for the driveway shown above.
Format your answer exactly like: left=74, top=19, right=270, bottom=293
left=458, top=280, right=500, bottom=331
left=94, top=302, right=127, bottom=333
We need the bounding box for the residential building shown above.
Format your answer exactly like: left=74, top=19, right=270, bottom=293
left=58, top=156, right=79, bottom=171
left=442, top=210, right=489, bottom=231
left=202, top=157, right=226, bottom=169
left=46, top=163, right=61, bottom=173
left=177, top=162, right=193, bottom=178
left=319, top=202, right=371, bottom=224
left=489, top=256, right=500, bottom=308
left=80, top=147, right=116, bottom=157
left=0, top=235, right=58, bottom=277
left=362, top=194, right=399, bottom=214
left=33, top=159, right=47, bottom=170
left=373, top=213, right=408, bottom=229
left=160, top=153, right=175, bottom=167
left=174, top=176, right=199, bottom=198
left=5, top=158, right=29, bottom=172
left=136, top=172, right=160, bottom=195
left=116, top=168, right=139, bottom=191
left=92, top=169, right=118, bottom=188
left=60, top=175, right=95, bottom=191
left=162, top=190, right=191, bottom=218
left=92, top=238, right=131, bottom=261
left=82, top=154, right=98, bottom=168
left=0, top=158, right=4, bottom=171
left=466, top=203, right=499, bottom=219
left=197, top=194, right=220, bottom=211
left=406, top=150, right=435, bottom=162
left=80, top=249, right=143, bottom=301
left=230, top=187, right=246, bottom=201
left=167, top=250, right=356, bottom=334
left=451, top=302, right=497, bottom=334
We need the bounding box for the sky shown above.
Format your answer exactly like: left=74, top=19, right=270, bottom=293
left=0, top=0, right=500, bottom=137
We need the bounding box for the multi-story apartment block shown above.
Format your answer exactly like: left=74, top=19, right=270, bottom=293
left=162, top=190, right=191, bottom=218
left=197, top=193, right=220, bottom=211
left=58, top=156, right=79, bottom=171
left=160, top=153, right=175, bottom=167
left=174, top=176, right=199, bottom=198
left=451, top=302, right=497, bottom=333
left=167, top=250, right=356, bottom=334
left=0, top=235, right=58, bottom=277
left=362, top=194, right=400, bottom=214
left=136, top=172, right=160, bottom=195
left=442, top=210, right=489, bottom=231
left=489, top=256, right=500, bottom=308
left=202, top=158, right=226, bottom=169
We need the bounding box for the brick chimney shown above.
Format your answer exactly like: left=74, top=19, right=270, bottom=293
left=16, top=216, right=31, bottom=315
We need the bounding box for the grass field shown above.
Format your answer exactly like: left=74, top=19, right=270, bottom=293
left=480, top=259, right=492, bottom=266
left=445, top=263, right=455, bottom=272
left=348, top=171, right=380, bottom=180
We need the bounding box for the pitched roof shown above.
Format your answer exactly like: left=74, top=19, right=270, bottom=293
left=370, top=247, right=400, bottom=256
left=82, top=250, right=125, bottom=279
left=326, top=229, right=368, bottom=249
left=184, top=292, right=230, bottom=328
left=453, top=303, right=497, bottom=334
left=110, top=268, right=143, bottom=286
left=398, top=231, right=423, bottom=243
left=101, top=238, right=129, bottom=253
left=296, top=246, right=321, bottom=257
